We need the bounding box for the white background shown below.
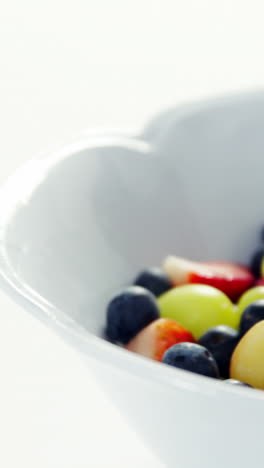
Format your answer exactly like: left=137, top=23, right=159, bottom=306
left=1, top=1, right=264, bottom=466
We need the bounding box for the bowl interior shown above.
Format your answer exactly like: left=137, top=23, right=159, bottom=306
left=1, top=93, right=264, bottom=336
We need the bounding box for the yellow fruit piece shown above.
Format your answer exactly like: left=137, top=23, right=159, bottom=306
left=158, top=284, right=238, bottom=340
left=261, top=258, right=264, bottom=279
left=230, top=320, right=264, bottom=389
left=237, top=287, right=264, bottom=318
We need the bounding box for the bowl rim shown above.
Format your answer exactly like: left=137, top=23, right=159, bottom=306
left=1, top=89, right=264, bottom=403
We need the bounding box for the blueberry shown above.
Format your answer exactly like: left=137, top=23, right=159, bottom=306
left=198, top=325, right=239, bottom=378
left=162, top=342, right=220, bottom=378
left=106, top=286, right=160, bottom=344
left=134, top=267, right=172, bottom=297
left=240, top=300, right=264, bottom=335
left=224, top=379, right=252, bottom=388
left=250, top=249, right=264, bottom=277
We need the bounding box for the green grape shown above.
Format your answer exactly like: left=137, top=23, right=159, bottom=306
left=158, top=284, right=237, bottom=339
left=237, top=286, right=264, bottom=318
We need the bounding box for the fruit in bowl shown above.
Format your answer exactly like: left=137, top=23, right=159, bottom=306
left=105, top=241, right=264, bottom=386
left=2, top=93, right=264, bottom=467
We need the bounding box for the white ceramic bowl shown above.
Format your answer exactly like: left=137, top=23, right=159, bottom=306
left=1, top=92, right=264, bottom=468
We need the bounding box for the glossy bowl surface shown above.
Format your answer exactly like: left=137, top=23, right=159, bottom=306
left=1, top=92, right=264, bottom=467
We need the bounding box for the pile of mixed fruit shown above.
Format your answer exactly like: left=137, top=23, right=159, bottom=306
left=105, top=231, right=264, bottom=390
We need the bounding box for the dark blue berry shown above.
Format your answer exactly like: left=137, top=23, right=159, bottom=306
left=162, top=342, right=220, bottom=379
left=198, top=325, right=239, bottom=378
left=106, top=286, right=160, bottom=344
left=134, top=267, right=172, bottom=297
left=240, top=300, right=264, bottom=335
left=250, top=249, right=264, bottom=277
left=224, top=379, right=252, bottom=388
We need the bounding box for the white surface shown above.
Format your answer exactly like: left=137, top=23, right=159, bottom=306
left=1, top=1, right=264, bottom=467
left=1, top=297, right=160, bottom=467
